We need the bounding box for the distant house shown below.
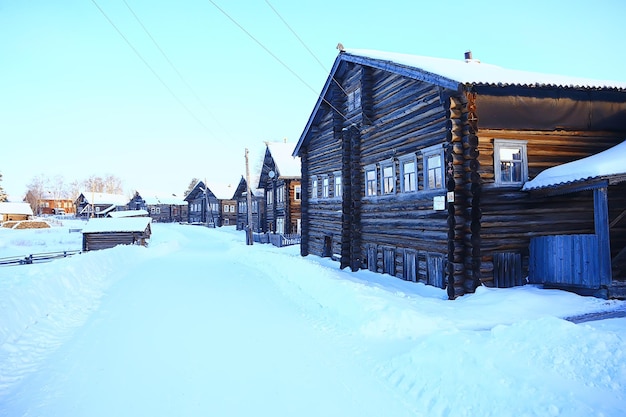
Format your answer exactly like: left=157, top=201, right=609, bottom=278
left=184, top=181, right=219, bottom=226
left=75, top=192, right=128, bottom=218
left=258, top=142, right=302, bottom=235
left=25, top=191, right=75, bottom=215
left=128, top=192, right=187, bottom=223
left=82, top=217, right=152, bottom=251
left=293, top=48, right=626, bottom=298
left=0, top=202, right=33, bottom=222
left=209, top=183, right=237, bottom=227
left=233, top=176, right=265, bottom=232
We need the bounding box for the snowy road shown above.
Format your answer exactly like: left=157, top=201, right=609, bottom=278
left=1, top=223, right=625, bottom=417
left=1, top=225, right=416, bottom=416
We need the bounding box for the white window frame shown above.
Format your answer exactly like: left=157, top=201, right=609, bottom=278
left=364, top=164, right=378, bottom=197
left=267, top=188, right=273, bottom=206
left=422, top=144, right=445, bottom=190
left=494, top=139, right=528, bottom=186
left=399, top=154, right=418, bottom=193
left=380, top=160, right=395, bottom=195
left=333, top=172, right=342, bottom=198
left=322, top=175, right=329, bottom=198
left=311, top=176, right=318, bottom=200
left=294, top=185, right=301, bottom=201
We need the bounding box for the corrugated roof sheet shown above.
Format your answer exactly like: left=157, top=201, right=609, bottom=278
left=523, top=140, right=626, bottom=191
left=344, top=49, right=626, bottom=90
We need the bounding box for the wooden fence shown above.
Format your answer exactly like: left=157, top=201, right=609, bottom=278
left=529, top=234, right=602, bottom=288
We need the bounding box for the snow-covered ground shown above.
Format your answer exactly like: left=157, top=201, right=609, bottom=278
left=0, top=220, right=625, bottom=417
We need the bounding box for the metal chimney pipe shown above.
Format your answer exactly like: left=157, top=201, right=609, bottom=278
left=464, top=50, right=473, bottom=60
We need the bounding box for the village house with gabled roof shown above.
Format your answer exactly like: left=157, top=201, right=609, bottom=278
left=209, top=182, right=237, bottom=227
left=184, top=181, right=219, bottom=226
left=258, top=141, right=302, bottom=235
left=293, top=48, right=626, bottom=299
left=128, top=192, right=187, bottom=223
left=233, top=176, right=265, bottom=233
left=75, top=192, right=129, bottom=218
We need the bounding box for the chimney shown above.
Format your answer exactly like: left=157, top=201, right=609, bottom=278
left=464, top=50, right=473, bottom=60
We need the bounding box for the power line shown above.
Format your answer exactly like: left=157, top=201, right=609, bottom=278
left=263, top=0, right=350, bottom=98
left=90, top=0, right=216, bottom=137
left=121, top=0, right=233, bottom=140
left=206, top=0, right=350, bottom=122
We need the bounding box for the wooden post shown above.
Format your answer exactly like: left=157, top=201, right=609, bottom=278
left=245, top=148, right=254, bottom=245
left=594, top=185, right=611, bottom=285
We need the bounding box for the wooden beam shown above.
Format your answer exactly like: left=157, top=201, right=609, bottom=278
left=610, top=209, right=626, bottom=229
left=593, top=186, right=612, bottom=285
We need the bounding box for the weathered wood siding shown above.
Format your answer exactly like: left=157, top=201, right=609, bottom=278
left=475, top=129, right=626, bottom=287
left=302, top=63, right=455, bottom=286
left=82, top=231, right=149, bottom=251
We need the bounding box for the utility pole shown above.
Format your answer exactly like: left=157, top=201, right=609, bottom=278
left=245, top=148, right=254, bottom=245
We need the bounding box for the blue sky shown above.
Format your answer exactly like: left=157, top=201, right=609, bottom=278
left=1, top=0, right=625, bottom=199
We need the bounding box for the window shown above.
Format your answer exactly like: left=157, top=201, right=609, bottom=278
left=333, top=173, right=342, bottom=198
left=229, top=204, right=235, bottom=212
left=156, top=207, right=161, bottom=214
left=365, top=165, right=377, bottom=196
left=322, top=176, right=329, bottom=198
left=277, top=186, right=284, bottom=204
left=311, top=177, right=318, bottom=199
left=399, top=155, right=417, bottom=193
left=223, top=205, right=229, bottom=213
left=294, top=185, right=301, bottom=201
left=267, top=188, right=273, bottom=206
left=494, top=139, right=528, bottom=186
left=380, top=162, right=395, bottom=195
left=277, top=218, right=285, bottom=234
left=347, top=88, right=361, bottom=112
left=422, top=145, right=444, bottom=190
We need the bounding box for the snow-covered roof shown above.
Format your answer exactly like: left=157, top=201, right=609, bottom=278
left=79, top=192, right=128, bottom=206
left=523, top=140, right=626, bottom=191
left=0, top=202, right=33, bottom=216
left=142, top=196, right=187, bottom=206
left=344, top=49, right=626, bottom=90
left=82, top=217, right=152, bottom=234
left=267, top=142, right=301, bottom=178
left=208, top=183, right=237, bottom=200
left=108, top=210, right=149, bottom=218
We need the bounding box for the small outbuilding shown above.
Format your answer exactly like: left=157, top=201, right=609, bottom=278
left=81, top=217, right=152, bottom=251
left=0, top=202, right=34, bottom=222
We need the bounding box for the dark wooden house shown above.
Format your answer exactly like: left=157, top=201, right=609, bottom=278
left=184, top=181, right=220, bottom=226
left=258, top=142, right=302, bottom=235
left=75, top=192, right=128, bottom=218
left=81, top=217, right=152, bottom=251
left=293, top=48, right=626, bottom=299
left=233, top=176, right=265, bottom=233
left=128, top=192, right=187, bottom=223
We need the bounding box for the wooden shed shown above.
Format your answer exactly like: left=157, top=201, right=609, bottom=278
left=0, top=202, right=33, bottom=222
left=293, top=48, right=626, bottom=299
left=82, top=217, right=152, bottom=251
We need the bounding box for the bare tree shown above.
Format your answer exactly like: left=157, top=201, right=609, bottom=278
left=25, top=174, right=47, bottom=214
left=184, top=178, right=200, bottom=197
left=103, top=174, right=123, bottom=194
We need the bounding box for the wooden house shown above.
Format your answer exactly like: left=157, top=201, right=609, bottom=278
left=128, top=192, right=188, bottom=223
left=293, top=48, right=626, bottom=299
left=184, top=181, right=220, bottom=226
left=82, top=217, right=152, bottom=251
left=0, top=202, right=33, bottom=222
left=75, top=192, right=128, bottom=218
left=25, top=191, right=75, bottom=215
left=210, top=183, right=237, bottom=227
left=233, top=176, right=265, bottom=232
left=258, top=142, right=302, bottom=235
